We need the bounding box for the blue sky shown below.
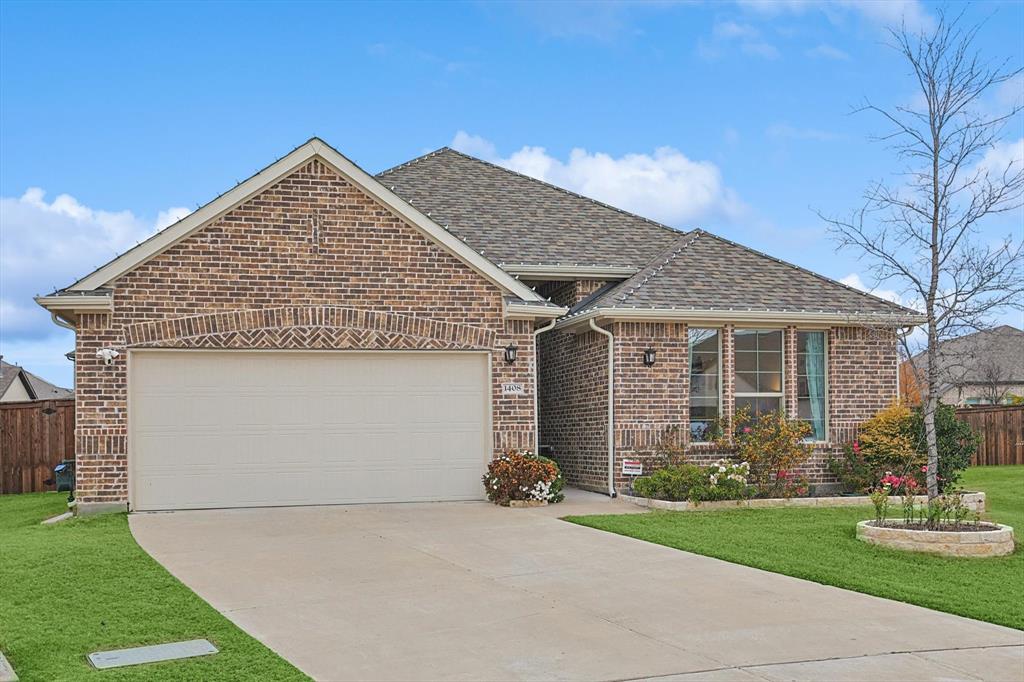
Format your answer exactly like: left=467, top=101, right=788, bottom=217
left=2, top=0, right=1022, bottom=387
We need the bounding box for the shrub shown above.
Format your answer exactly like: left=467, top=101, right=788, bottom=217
left=827, top=441, right=875, bottom=494
left=855, top=402, right=922, bottom=479
left=908, top=403, right=979, bottom=492
left=483, top=450, right=562, bottom=505
left=720, top=407, right=812, bottom=498
left=831, top=402, right=978, bottom=494
left=632, top=464, right=707, bottom=501
left=632, top=459, right=752, bottom=503
left=535, top=453, right=565, bottom=503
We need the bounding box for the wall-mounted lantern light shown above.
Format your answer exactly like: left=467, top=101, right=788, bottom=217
left=642, top=347, right=657, bottom=367
left=504, top=344, right=519, bottom=364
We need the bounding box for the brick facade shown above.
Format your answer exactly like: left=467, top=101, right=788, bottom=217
left=73, top=159, right=536, bottom=504
left=537, top=308, right=900, bottom=493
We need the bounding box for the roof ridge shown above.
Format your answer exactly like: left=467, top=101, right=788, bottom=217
left=611, top=231, right=702, bottom=307
left=696, top=229, right=923, bottom=316
left=387, top=146, right=685, bottom=239
left=376, top=146, right=452, bottom=177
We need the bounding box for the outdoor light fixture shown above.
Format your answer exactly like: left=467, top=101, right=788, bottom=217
left=643, top=347, right=657, bottom=367
left=504, top=344, right=518, bottom=364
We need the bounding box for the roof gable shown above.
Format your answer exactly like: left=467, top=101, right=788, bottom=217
left=570, top=229, right=923, bottom=322
left=60, top=139, right=544, bottom=304
left=377, top=148, right=682, bottom=269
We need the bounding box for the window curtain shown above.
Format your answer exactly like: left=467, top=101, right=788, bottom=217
left=805, top=332, right=825, bottom=440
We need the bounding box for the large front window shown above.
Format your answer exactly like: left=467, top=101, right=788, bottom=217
left=734, top=329, right=783, bottom=419
left=689, top=328, right=720, bottom=442
left=797, top=331, right=827, bottom=440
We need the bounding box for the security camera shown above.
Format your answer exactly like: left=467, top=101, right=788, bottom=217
left=96, top=348, right=120, bottom=365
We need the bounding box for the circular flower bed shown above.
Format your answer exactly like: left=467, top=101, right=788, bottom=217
left=856, top=520, right=1015, bottom=557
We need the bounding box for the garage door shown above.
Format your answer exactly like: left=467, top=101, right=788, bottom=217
left=130, top=351, right=491, bottom=511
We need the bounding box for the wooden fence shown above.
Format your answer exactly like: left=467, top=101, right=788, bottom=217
left=956, top=405, right=1024, bottom=466
left=0, top=399, right=75, bottom=494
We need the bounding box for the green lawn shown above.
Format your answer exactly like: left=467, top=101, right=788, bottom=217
left=567, top=465, right=1024, bottom=630
left=0, top=493, right=307, bottom=681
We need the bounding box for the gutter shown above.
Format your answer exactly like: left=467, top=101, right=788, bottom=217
left=589, top=318, right=616, bottom=497
left=532, top=318, right=558, bottom=454
left=557, top=307, right=928, bottom=331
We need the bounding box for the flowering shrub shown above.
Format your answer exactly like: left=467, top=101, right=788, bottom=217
left=631, top=459, right=751, bottom=503
left=717, top=407, right=812, bottom=498
left=826, top=440, right=876, bottom=493
left=483, top=450, right=563, bottom=506
left=869, top=483, right=891, bottom=525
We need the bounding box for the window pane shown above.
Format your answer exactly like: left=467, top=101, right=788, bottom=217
left=691, top=375, right=719, bottom=396
left=692, top=352, right=720, bottom=374
left=735, top=396, right=755, bottom=414
left=690, top=329, right=718, bottom=353
left=735, top=351, right=757, bottom=372
left=689, top=328, right=720, bottom=442
left=758, top=351, right=782, bottom=372
left=758, top=372, right=782, bottom=393
left=734, top=330, right=757, bottom=351
left=757, top=397, right=781, bottom=415
left=758, top=330, right=782, bottom=351
left=796, top=331, right=826, bottom=441
left=736, top=372, right=757, bottom=393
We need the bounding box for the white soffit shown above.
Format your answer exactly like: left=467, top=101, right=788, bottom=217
left=66, top=139, right=545, bottom=303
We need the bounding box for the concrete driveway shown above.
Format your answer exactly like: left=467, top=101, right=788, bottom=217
left=130, top=490, right=1023, bottom=682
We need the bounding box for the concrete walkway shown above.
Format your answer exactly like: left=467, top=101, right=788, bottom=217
left=130, top=489, right=1023, bottom=681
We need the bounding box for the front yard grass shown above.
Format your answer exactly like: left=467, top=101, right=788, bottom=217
left=0, top=493, right=308, bottom=681
left=566, top=465, right=1024, bottom=630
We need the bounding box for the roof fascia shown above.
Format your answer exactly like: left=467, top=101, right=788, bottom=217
left=555, top=307, right=927, bottom=331
left=504, top=301, right=570, bottom=320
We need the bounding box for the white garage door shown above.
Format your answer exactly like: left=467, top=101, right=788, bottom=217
left=130, top=351, right=491, bottom=511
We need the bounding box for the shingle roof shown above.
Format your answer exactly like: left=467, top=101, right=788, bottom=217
left=912, top=326, right=1024, bottom=391
left=0, top=360, right=73, bottom=400
left=377, top=147, right=682, bottom=269
left=569, top=230, right=921, bottom=318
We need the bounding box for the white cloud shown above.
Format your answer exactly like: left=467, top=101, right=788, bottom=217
left=840, top=272, right=905, bottom=305
left=0, top=189, right=189, bottom=350
left=450, top=131, right=744, bottom=226
left=450, top=131, right=497, bottom=160
left=701, top=20, right=779, bottom=60
left=806, top=43, right=850, bottom=61
left=976, top=138, right=1024, bottom=178
left=736, top=0, right=933, bottom=31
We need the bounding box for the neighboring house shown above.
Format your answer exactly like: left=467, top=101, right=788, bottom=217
left=903, top=326, right=1024, bottom=406
left=0, top=359, right=74, bottom=402
left=36, top=138, right=921, bottom=513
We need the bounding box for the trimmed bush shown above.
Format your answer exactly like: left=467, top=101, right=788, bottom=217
left=909, top=403, right=979, bottom=492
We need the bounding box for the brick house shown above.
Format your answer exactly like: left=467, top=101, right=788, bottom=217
left=37, top=138, right=921, bottom=512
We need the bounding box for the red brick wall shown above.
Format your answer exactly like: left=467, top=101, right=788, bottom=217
left=536, top=280, right=606, bottom=308
left=74, top=159, right=536, bottom=504
left=537, top=318, right=899, bottom=493
left=537, top=328, right=609, bottom=491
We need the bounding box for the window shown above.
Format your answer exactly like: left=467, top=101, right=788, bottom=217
left=689, top=328, right=720, bottom=441
left=734, top=329, right=783, bottom=419
left=797, top=331, right=827, bottom=440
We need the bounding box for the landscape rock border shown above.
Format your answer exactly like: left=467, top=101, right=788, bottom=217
left=856, top=520, right=1014, bottom=557
left=620, top=491, right=986, bottom=513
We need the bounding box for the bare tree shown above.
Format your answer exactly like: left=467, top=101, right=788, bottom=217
left=820, top=11, right=1024, bottom=511
left=975, top=356, right=1014, bottom=405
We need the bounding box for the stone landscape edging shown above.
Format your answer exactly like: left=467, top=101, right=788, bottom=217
left=855, top=520, right=1014, bottom=557
left=620, top=491, right=986, bottom=512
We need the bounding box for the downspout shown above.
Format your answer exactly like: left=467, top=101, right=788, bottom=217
left=532, top=318, right=558, bottom=455
left=50, top=312, right=77, bottom=389
left=589, top=318, right=616, bottom=497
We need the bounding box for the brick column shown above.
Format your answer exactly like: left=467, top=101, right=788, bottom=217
left=785, top=326, right=798, bottom=418
left=721, top=324, right=735, bottom=426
